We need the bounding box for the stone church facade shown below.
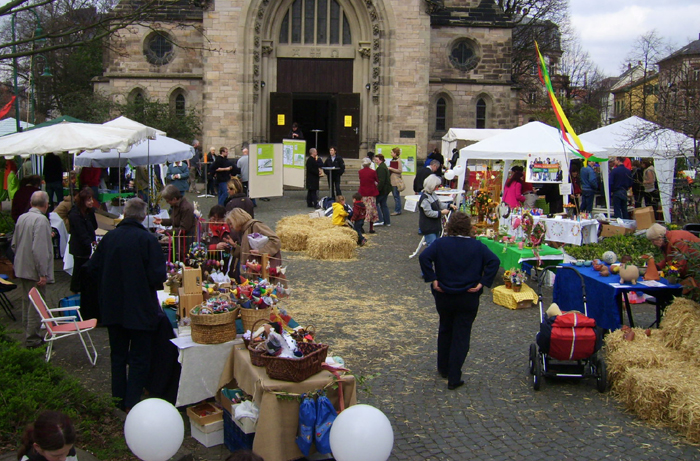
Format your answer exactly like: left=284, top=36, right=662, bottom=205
left=94, top=0, right=517, bottom=158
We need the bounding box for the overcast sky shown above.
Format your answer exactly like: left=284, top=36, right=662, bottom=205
left=570, top=0, right=700, bottom=77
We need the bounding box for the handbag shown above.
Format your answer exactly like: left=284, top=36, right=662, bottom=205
left=397, top=176, right=406, bottom=192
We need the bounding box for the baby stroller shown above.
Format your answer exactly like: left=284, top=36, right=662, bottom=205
left=528, top=265, right=607, bottom=392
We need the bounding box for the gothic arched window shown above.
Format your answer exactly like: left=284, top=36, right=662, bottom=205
left=279, top=0, right=352, bottom=46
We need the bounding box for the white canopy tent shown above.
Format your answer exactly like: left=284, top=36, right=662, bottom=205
left=457, top=121, right=611, bottom=215
left=0, top=121, right=147, bottom=157
left=76, top=134, right=194, bottom=167
left=579, top=116, right=696, bottom=223
left=103, top=116, right=165, bottom=140
left=441, top=128, right=507, bottom=165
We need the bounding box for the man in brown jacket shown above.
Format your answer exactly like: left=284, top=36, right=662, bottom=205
left=153, top=185, right=197, bottom=237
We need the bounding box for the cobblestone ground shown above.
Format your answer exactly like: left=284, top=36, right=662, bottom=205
left=2, top=189, right=699, bottom=460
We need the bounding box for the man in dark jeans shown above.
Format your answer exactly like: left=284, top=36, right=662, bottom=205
left=212, top=147, right=240, bottom=206
left=85, top=198, right=166, bottom=411
left=43, top=152, right=64, bottom=210
left=610, top=156, right=633, bottom=219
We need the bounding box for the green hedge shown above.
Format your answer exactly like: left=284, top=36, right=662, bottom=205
left=0, top=325, right=130, bottom=459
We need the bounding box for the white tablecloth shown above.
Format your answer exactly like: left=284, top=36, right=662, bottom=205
left=171, top=335, right=241, bottom=407
left=49, top=212, right=68, bottom=257
left=502, top=215, right=599, bottom=246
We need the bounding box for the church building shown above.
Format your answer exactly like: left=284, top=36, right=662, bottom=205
left=94, top=0, right=518, bottom=158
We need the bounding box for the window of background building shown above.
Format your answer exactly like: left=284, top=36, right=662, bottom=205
left=279, top=0, right=352, bottom=46
left=476, top=99, right=486, bottom=129
left=144, top=32, right=174, bottom=66
left=449, top=39, right=479, bottom=72
left=175, top=94, right=186, bottom=117
left=436, top=98, right=446, bottom=131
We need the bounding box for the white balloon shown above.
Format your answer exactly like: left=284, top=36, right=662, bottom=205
left=124, top=398, right=184, bottom=461
left=444, top=169, right=456, bottom=180
left=453, top=164, right=464, bottom=176
left=330, top=404, right=394, bottom=461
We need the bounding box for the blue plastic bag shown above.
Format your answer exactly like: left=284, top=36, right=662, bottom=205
left=314, top=392, right=337, bottom=454
left=295, top=394, right=315, bottom=456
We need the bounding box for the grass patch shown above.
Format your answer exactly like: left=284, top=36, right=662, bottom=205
left=0, top=324, right=132, bottom=460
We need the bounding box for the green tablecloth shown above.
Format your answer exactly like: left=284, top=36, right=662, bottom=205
left=98, top=192, right=135, bottom=203
left=477, top=236, right=563, bottom=270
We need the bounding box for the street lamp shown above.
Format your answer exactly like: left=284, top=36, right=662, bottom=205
left=11, top=10, right=47, bottom=132
left=29, top=54, right=52, bottom=124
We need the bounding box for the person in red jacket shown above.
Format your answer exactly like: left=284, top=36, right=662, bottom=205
left=351, top=192, right=367, bottom=246
left=646, top=223, right=700, bottom=277
left=79, top=167, right=102, bottom=200
left=357, top=157, right=379, bottom=234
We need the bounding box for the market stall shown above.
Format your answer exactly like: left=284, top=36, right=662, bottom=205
left=501, top=212, right=599, bottom=246
left=477, top=236, right=563, bottom=270
left=579, top=116, right=695, bottom=223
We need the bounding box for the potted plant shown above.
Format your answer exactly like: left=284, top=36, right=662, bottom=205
left=503, top=270, right=513, bottom=289
left=666, top=264, right=680, bottom=285
left=511, top=269, right=526, bottom=292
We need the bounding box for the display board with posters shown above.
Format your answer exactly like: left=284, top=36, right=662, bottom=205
left=374, top=144, right=417, bottom=176
left=249, top=143, right=284, bottom=199
left=282, top=139, right=306, bottom=188
left=525, top=153, right=563, bottom=183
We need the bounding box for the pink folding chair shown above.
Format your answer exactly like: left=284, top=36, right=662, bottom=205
left=28, top=287, right=98, bottom=366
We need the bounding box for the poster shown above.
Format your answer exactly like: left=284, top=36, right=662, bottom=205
left=256, top=144, right=275, bottom=176
left=526, top=154, right=562, bottom=183
left=344, top=115, right=352, bottom=127
left=282, top=139, right=306, bottom=169
left=374, top=144, right=417, bottom=176
left=277, top=114, right=285, bottom=126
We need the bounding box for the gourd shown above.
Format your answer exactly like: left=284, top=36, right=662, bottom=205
left=602, top=251, right=617, bottom=265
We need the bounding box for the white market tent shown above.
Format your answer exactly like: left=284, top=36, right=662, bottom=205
left=0, top=118, right=33, bottom=137
left=579, top=116, right=695, bottom=223
left=76, top=134, right=194, bottom=167
left=457, top=121, right=611, bottom=215
left=0, top=121, right=147, bottom=157
left=441, top=128, right=507, bottom=164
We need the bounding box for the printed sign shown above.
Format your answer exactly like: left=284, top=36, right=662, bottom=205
left=374, top=144, right=417, bottom=176
left=283, top=139, right=306, bottom=169
left=256, top=144, right=275, bottom=175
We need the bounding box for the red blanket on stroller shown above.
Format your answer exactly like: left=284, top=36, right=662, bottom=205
left=538, top=312, right=598, bottom=361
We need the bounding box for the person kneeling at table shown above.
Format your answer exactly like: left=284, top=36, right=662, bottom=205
left=646, top=223, right=699, bottom=277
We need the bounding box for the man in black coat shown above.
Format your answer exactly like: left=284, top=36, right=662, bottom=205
left=323, top=146, right=345, bottom=198
left=414, top=160, right=440, bottom=193
left=85, top=197, right=167, bottom=411
left=305, top=148, right=323, bottom=208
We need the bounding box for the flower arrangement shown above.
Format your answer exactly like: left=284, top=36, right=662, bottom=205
left=475, top=189, right=492, bottom=209
left=666, top=263, right=680, bottom=284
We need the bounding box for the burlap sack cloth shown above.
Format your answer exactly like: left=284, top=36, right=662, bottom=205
left=219, top=344, right=357, bottom=461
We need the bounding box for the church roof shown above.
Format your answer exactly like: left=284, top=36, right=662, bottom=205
left=429, top=0, right=512, bottom=28
left=112, top=0, right=204, bottom=22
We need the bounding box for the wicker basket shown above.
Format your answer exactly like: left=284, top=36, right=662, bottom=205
left=190, top=307, right=239, bottom=344
left=261, top=343, right=329, bottom=382
left=239, top=306, right=272, bottom=333
left=246, top=319, right=270, bottom=367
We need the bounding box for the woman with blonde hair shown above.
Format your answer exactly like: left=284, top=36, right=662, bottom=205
left=224, top=176, right=255, bottom=217
left=226, top=208, right=282, bottom=269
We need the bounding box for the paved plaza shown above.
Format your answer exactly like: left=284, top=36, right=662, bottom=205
left=2, top=190, right=700, bottom=460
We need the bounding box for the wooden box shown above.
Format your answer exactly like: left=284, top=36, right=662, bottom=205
left=182, top=266, right=203, bottom=295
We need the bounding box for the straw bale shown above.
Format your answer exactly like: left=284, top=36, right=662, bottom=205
left=306, top=228, right=357, bottom=260
left=659, top=298, right=700, bottom=364
left=669, top=386, right=700, bottom=443
left=612, top=364, right=693, bottom=423
left=605, top=329, right=676, bottom=383
left=277, top=225, right=311, bottom=251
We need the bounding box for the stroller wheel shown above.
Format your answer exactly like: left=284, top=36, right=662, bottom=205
left=533, top=353, right=542, bottom=391
left=596, top=358, right=607, bottom=393
left=529, top=343, right=537, bottom=374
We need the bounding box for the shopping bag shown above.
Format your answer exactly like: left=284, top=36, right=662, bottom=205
left=295, top=394, right=315, bottom=457
left=314, top=392, right=337, bottom=454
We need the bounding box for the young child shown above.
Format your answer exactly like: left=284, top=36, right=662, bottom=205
left=18, top=411, right=78, bottom=461
left=351, top=192, right=367, bottom=246
left=331, top=195, right=349, bottom=226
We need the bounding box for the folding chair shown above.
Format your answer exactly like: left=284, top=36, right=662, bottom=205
left=28, top=287, right=98, bottom=366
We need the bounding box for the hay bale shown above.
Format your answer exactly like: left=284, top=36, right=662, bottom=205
left=605, top=329, right=676, bottom=383
left=306, top=227, right=357, bottom=260
left=276, top=215, right=335, bottom=252
left=659, top=298, right=700, bottom=364
left=612, top=364, right=690, bottom=423
left=669, top=383, right=700, bottom=443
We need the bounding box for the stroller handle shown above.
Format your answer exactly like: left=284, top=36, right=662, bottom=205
left=537, top=265, right=588, bottom=317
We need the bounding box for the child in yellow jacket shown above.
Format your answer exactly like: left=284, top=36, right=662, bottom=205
left=331, top=195, right=349, bottom=226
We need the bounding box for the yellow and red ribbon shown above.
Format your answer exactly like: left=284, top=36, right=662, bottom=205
left=535, top=41, right=599, bottom=163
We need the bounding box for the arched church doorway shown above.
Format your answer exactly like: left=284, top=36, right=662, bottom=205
left=263, top=0, right=367, bottom=158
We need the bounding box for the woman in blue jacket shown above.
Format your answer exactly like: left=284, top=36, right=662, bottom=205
left=419, top=212, right=500, bottom=390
